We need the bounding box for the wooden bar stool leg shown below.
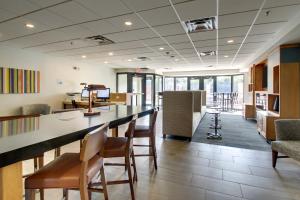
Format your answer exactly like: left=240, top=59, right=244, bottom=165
left=38, top=156, right=44, bottom=200
left=100, top=167, right=108, bottom=200
left=151, top=138, right=158, bottom=170
left=126, top=155, right=135, bottom=200
left=131, top=150, right=138, bottom=182
left=25, top=189, right=35, bottom=200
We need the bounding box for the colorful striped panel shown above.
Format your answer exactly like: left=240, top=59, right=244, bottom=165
left=0, top=67, right=40, bottom=94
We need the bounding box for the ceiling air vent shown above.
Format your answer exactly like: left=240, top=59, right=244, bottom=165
left=184, top=17, right=217, bottom=33
left=136, top=56, right=151, bottom=61
left=84, top=35, right=114, bottom=46
left=199, top=50, right=216, bottom=57
left=140, top=67, right=149, bottom=70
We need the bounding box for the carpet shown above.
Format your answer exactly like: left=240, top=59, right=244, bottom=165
left=192, top=113, right=271, bottom=151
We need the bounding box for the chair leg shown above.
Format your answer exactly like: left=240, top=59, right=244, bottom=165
left=151, top=137, right=158, bottom=170
left=131, top=150, right=138, bottom=182
left=272, top=150, right=278, bottom=168
left=63, top=189, right=69, bottom=200
left=125, top=156, right=129, bottom=171
left=100, top=166, right=109, bottom=200
left=88, top=191, right=92, bottom=200
left=38, top=156, right=44, bottom=200
left=126, top=155, right=135, bottom=200
left=163, top=134, right=166, bottom=139
left=25, top=189, right=36, bottom=200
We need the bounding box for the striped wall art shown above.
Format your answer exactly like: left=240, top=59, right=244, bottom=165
left=0, top=67, right=40, bottom=94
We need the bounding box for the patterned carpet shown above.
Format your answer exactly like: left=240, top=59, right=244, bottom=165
left=192, top=113, right=271, bottom=151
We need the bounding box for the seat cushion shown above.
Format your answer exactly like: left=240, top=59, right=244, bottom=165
left=272, top=141, right=300, bottom=162
left=103, top=137, right=127, bottom=158
left=125, top=125, right=151, bottom=138
left=25, top=153, right=103, bottom=189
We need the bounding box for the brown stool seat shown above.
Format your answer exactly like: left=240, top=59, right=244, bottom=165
left=25, top=153, right=103, bottom=189
left=103, top=137, right=127, bottom=157
left=126, top=125, right=150, bottom=138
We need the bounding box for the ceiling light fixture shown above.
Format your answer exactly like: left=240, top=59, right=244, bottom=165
left=26, top=23, right=34, bottom=28
left=81, top=55, right=87, bottom=58
left=108, top=52, right=114, bottom=56
left=125, top=21, right=132, bottom=26
left=174, top=59, right=179, bottom=62
left=227, top=39, right=234, bottom=44
left=104, top=61, right=108, bottom=64
left=128, top=59, right=132, bottom=62
left=159, top=47, right=164, bottom=50
left=224, top=55, right=229, bottom=58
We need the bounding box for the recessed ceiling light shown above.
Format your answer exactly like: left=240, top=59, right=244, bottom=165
left=125, top=21, right=132, bottom=26
left=128, top=59, right=132, bottom=62
left=26, top=23, right=34, bottom=28
left=227, top=39, right=234, bottom=43
left=224, top=55, right=229, bottom=58
left=174, top=59, right=179, bottom=62
left=108, top=52, right=114, bottom=56
left=81, top=55, right=87, bottom=58
left=159, top=47, right=165, bottom=50
left=104, top=61, right=108, bottom=64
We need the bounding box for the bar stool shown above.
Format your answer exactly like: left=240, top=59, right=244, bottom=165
left=207, top=110, right=222, bottom=139
left=24, top=124, right=109, bottom=200
left=127, top=111, right=158, bottom=170
left=100, top=115, right=138, bottom=200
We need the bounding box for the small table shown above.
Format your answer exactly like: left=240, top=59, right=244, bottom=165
left=207, top=110, right=222, bottom=139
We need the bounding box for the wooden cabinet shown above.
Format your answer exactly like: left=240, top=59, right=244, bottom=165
left=256, top=111, right=279, bottom=141
left=243, top=104, right=255, bottom=119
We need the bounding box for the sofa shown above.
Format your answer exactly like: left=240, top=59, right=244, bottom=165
left=162, top=91, right=206, bottom=140
left=272, top=119, right=300, bottom=167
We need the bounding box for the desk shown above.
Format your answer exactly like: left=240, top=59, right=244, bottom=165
left=63, top=100, right=125, bottom=109
left=0, top=105, right=154, bottom=200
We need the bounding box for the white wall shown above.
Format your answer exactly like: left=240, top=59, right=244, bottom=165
left=0, top=46, right=115, bottom=116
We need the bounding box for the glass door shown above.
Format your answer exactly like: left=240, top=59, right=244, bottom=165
left=155, top=75, right=163, bottom=106
left=203, top=78, right=214, bottom=106
left=146, top=75, right=154, bottom=105
left=132, top=76, right=143, bottom=106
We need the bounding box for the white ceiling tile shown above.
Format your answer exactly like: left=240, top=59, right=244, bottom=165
left=75, top=0, right=131, bottom=18
left=1, top=0, right=39, bottom=16
left=105, top=28, right=157, bottom=42
left=27, top=0, right=67, bottom=7
left=105, top=14, right=147, bottom=31
left=219, top=0, right=262, bottom=15
left=219, top=11, right=257, bottom=29
left=49, top=1, right=98, bottom=23
left=81, top=20, right=122, bottom=35
left=265, top=0, right=300, bottom=8
left=154, top=23, right=185, bottom=36
left=174, top=0, right=216, bottom=21
left=139, top=6, right=178, bottom=26
left=256, top=5, right=300, bottom=24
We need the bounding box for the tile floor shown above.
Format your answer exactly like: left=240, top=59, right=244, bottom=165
left=23, top=112, right=300, bottom=200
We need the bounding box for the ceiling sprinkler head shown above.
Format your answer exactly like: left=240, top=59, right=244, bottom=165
left=265, top=10, right=270, bottom=16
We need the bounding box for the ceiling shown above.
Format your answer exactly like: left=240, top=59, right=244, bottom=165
left=1, top=0, right=300, bottom=72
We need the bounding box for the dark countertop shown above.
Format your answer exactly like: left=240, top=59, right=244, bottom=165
left=0, top=105, right=154, bottom=168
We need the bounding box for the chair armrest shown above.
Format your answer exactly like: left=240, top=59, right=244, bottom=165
left=275, top=119, right=300, bottom=140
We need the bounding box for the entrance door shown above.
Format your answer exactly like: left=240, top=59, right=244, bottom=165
left=132, top=76, right=143, bottom=105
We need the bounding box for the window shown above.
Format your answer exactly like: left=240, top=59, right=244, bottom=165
left=190, top=78, right=200, bottom=90
left=217, top=76, right=231, bottom=93
left=175, top=77, right=188, bottom=91
left=164, top=77, right=174, bottom=91
left=146, top=75, right=153, bottom=105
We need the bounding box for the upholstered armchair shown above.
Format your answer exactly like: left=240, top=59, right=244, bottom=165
left=272, top=119, right=300, bottom=167
left=21, top=104, right=51, bottom=115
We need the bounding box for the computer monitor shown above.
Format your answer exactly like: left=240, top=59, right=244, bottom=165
left=97, top=88, right=110, bottom=100
left=81, top=89, right=89, bottom=99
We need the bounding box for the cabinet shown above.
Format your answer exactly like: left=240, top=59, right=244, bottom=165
left=256, top=111, right=278, bottom=141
